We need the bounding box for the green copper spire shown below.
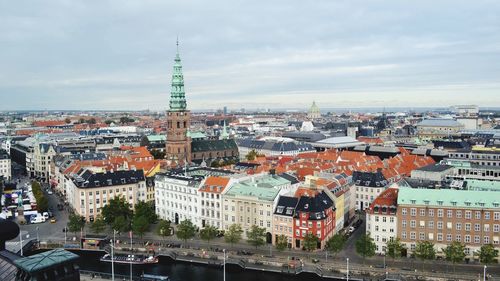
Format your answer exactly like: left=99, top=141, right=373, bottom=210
left=169, top=39, right=187, bottom=111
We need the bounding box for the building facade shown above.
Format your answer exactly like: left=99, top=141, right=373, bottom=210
left=0, top=149, right=11, bottom=181
left=366, top=187, right=398, bottom=254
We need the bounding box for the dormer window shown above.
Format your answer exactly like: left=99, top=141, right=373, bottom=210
left=437, top=200, right=443, bottom=206
left=410, top=200, right=416, bottom=204
left=121, top=178, right=126, bottom=184
left=107, top=179, right=112, bottom=186
left=94, top=181, right=100, bottom=186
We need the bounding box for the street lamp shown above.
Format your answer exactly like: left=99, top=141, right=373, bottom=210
left=346, top=257, right=349, bottom=281
left=36, top=227, right=39, bottom=246
left=483, top=265, right=487, bottom=281
left=19, top=232, right=30, bottom=256
left=223, top=249, right=226, bottom=281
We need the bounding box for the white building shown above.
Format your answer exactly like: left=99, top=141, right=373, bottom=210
left=0, top=149, right=11, bottom=181
left=366, top=187, right=399, bottom=254
left=155, top=168, right=233, bottom=228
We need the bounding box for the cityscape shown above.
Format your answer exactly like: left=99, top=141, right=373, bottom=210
left=1, top=1, right=500, bottom=281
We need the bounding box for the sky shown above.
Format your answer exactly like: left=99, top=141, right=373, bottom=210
left=1, top=0, right=500, bottom=111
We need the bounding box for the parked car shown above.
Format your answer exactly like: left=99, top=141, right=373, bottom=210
left=50, top=218, right=57, bottom=223
left=42, top=212, right=49, bottom=220
left=30, top=216, right=45, bottom=224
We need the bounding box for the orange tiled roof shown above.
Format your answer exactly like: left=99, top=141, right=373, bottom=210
left=199, top=176, right=231, bottom=193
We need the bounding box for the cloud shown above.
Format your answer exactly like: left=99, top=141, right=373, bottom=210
left=0, top=0, right=499, bottom=110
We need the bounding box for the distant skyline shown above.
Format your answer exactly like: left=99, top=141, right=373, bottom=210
left=1, top=1, right=500, bottom=111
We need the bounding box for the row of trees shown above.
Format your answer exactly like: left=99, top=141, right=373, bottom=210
left=374, top=237, right=499, bottom=270
left=32, top=181, right=48, bottom=212
left=68, top=196, right=158, bottom=238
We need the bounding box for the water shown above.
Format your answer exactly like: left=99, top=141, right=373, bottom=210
left=60, top=250, right=339, bottom=281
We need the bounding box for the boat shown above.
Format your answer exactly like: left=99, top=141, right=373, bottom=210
left=100, top=253, right=159, bottom=265
left=140, top=273, right=170, bottom=281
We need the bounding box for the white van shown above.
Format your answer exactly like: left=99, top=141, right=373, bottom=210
left=30, top=216, right=45, bottom=224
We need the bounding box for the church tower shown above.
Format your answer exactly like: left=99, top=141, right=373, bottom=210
left=165, top=40, right=191, bottom=165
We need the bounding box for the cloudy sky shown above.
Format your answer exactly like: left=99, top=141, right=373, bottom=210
left=1, top=0, right=500, bottom=111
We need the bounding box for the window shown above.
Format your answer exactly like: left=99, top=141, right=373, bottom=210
left=465, top=211, right=472, bottom=219
left=494, top=212, right=500, bottom=221
left=410, top=232, right=416, bottom=240
left=494, top=224, right=499, bottom=233
left=476, top=211, right=481, bottom=219
left=465, top=223, right=471, bottom=231
left=420, top=209, right=426, bottom=216
left=382, top=217, right=387, bottom=223
left=456, top=223, right=462, bottom=231
left=456, top=235, right=461, bottom=242
left=410, top=220, right=416, bottom=228
left=402, top=220, right=407, bottom=228
left=428, top=209, right=434, bottom=217
left=474, top=236, right=480, bottom=244
left=419, top=232, right=425, bottom=240
left=447, top=210, right=453, bottom=218
left=437, top=233, right=443, bottom=241
left=401, top=231, right=407, bottom=239
left=484, top=224, right=490, bottom=232
left=484, top=236, right=490, bottom=244
left=456, top=210, right=462, bottom=218
left=410, top=208, right=416, bottom=216
left=464, top=235, right=471, bottom=243
left=475, top=224, right=480, bottom=232
left=437, top=209, right=443, bottom=218
left=402, top=208, right=407, bottom=215
left=484, top=212, right=490, bottom=220
left=437, top=221, right=443, bottom=229
left=428, top=221, right=434, bottom=229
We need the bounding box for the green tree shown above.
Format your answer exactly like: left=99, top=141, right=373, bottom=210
left=88, top=118, right=97, bottom=124
left=275, top=234, right=288, bottom=252
left=176, top=219, right=196, bottom=246
left=157, top=220, right=171, bottom=240
left=112, top=216, right=130, bottom=233
left=476, top=244, right=499, bottom=265
left=101, top=196, right=132, bottom=224
left=90, top=216, right=106, bottom=234
left=132, top=215, right=149, bottom=239
left=414, top=241, right=436, bottom=272
left=37, top=196, right=49, bottom=212
left=151, top=149, right=166, bottom=160
left=78, top=118, right=85, bottom=124
left=247, top=225, right=266, bottom=249
left=386, top=238, right=405, bottom=262
left=355, top=234, right=376, bottom=264
left=245, top=149, right=258, bottom=161
left=200, top=225, right=218, bottom=246
left=326, top=233, right=347, bottom=258
left=67, top=213, right=85, bottom=237
left=140, top=135, right=150, bottom=147
left=303, top=233, right=320, bottom=252
left=225, top=224, right=243, bottom=248
left=134, top=201, right=157, bottom=224
left=443, top=241, right=466, bottom=273
left=104, top=119, right=113, bottom=125
left=64, top=117, right=71, bottom=124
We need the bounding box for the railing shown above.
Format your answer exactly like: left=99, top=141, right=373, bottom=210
left=80, top=270, right=140, bottom=281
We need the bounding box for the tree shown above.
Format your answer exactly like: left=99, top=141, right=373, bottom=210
left=245, top=149, right=258, bottom=161
left=157, top=220, right=171, bottom=240
left=64, top=117, right=71, bottom=124
left=78, top=118, right=85, bottom=124
left=414, top=241, right=436, bottom=272
left=303, top=233, right=320, bottom=252
left=326, top=233, right=347, bottom=258
left=101, top=196, right=132, bottom=224
left=67, top=213, right=85, bottom=236
left=90, top=216, right=106, bottom=234
left=104, top=119, right=113, bottom=125
left=200, top=225, right=218, bottom=246
left=140, top=135, right=150, bottom=147
left=120, top=116, right=135, bottom=124
left=134, top=201, right=157, bottom=224
left=112, top=216, right=130, bottom=233
left=476, top=244, right=498, bottom=265
left=37, top=196, right=49, bottom=212
left=275, top=234, right=288, bottom=252
left=247, top=225, right=266, bottom=249
left=151, top=149, right=166, bottom=160
left=88, top=118, right=97, bottom=124
left=176, top=219, right=196, bottom=246
left=132, top=215, right=149, bottom=239
left=443, top=241, right=466, bottom=273
left=386, top=238, right=405, bottom=262
left=355, top=234, right=376, bottom=264
left=225, top=224, right=243, bottom=248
